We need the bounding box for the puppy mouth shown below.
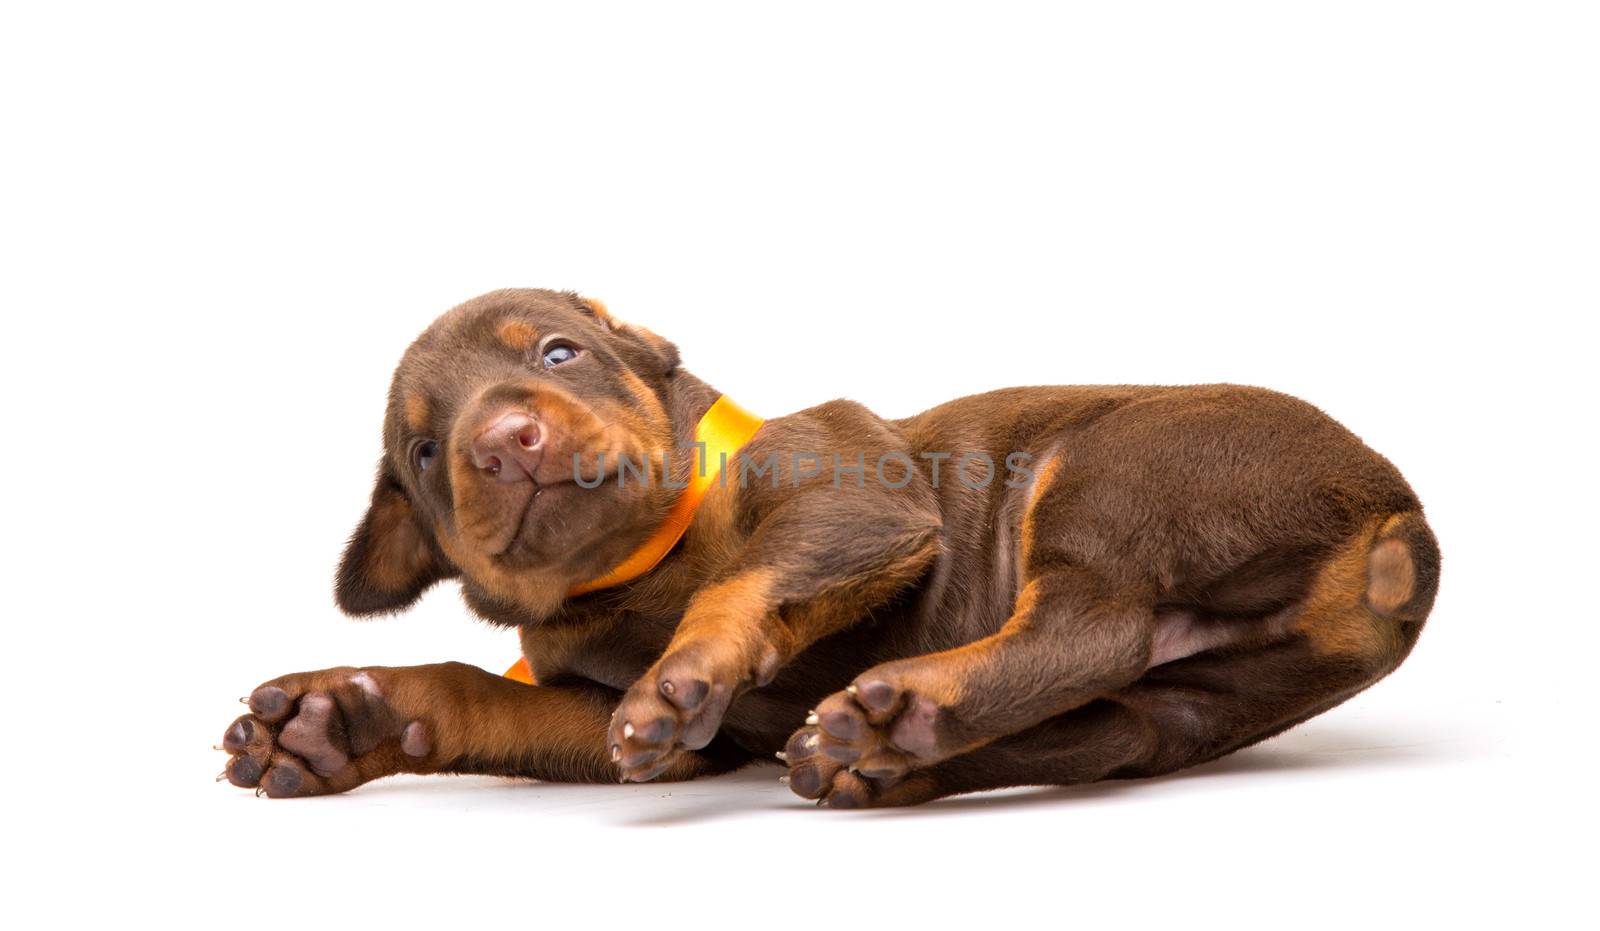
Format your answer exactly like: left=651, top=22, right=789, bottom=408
left=494, top=479, right=571, bottom=558
left=488, top=445, right=651, bottom=567
left=460, top=428, right=652, bottom=566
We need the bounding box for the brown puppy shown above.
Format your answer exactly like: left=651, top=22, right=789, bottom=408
left=219, top=288, right=1439, bottom=808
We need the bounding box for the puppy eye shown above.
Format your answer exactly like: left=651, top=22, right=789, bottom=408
left=414, top=440, right=438, bottom=473
left=542, top=341, right=579, bottom=367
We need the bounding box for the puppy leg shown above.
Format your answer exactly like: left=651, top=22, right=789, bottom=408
left=218, top=662, right=739, bottom=797
left=788, top=630, right=1415, bottom=808
left=796, top=567, right=1156, bottom=780
left=609, top=507, right=941, bottom=781
left=787, top=515, right=1434, bottom=808
left=607, top=560, right=933, bottom=782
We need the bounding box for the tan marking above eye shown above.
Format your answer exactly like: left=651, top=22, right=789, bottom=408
left=497, top=320, right=541, bottom=353
left=581, top=297, right=613, bottom=327
left=404, top=394, right=430, bottom=432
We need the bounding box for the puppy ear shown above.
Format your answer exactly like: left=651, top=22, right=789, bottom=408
left=580, top=296, right=681, bottom=375
left=335, top=464, right=452, bottom=616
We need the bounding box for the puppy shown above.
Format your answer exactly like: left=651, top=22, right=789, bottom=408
left=218, top=288, right=1439, bottom=808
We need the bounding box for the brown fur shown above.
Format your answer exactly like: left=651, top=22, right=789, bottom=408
left=221, top=288, right=1440, bottom=807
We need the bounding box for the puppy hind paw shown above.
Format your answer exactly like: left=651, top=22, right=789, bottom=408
left=779, top=721, right=931, bottom=809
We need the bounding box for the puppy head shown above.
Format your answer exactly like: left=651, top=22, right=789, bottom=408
left=335, top=288, right=683, bottom=623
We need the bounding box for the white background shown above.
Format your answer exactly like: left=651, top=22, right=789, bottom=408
left=3, top=2, right=1595, bottom=927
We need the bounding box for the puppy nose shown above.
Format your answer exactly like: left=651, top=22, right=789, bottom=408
left=471, top=411, right=544, bottom=482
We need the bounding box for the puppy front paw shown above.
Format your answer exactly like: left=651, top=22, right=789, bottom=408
left=608, top=640, right=773, bottom=781
left=218, top=667, right=432, bottom=797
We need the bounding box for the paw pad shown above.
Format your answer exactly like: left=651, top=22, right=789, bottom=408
left=610, top=649, right=743, bottom=782
left=218, top=669, right=430, bottom=799
left=778, top=671, right=952, bottom=808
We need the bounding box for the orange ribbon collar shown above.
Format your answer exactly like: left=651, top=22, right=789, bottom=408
left=505, top=395, right=763, bottom=685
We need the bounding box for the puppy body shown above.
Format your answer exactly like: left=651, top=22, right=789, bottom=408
left=220, top=289, right=1438, bottom=807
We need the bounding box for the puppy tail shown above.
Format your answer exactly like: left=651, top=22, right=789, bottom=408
left=1364, top=511, right=1441, bottom=625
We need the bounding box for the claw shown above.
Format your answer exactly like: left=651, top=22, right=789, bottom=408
left=255, top=785, right=265, bottom=797
left=805, top=712, right=819, bottom=726
left=239, top=697, right=249, bottom=704
left=215, top=770, right=229, bottom=782
left=774, top=751, right=787, bottom=761
left=778, top=775, right=790, bottom=785
left=846, top=684, right=858, bottom=696
left=623, top=722, right=635, bottom=739
left=212, top=744, right=223, bottom=751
